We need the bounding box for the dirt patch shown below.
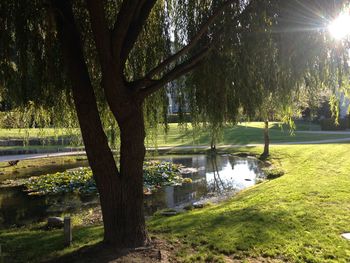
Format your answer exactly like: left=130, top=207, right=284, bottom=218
left=79, top=206, right=103, bottom=225
left=46, top=238, right=178, bottom=263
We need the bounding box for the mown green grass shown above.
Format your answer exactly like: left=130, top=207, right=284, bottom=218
left=0, top=145, right=82, bottom=151
left=0, top=122, right=348, bottom=151
left=0, top=155, right=87, bottom=181
left=148, top=122, right=350, bottom=147
left=149, top=144, right=350, bottom=262
left=0, top=128, right=80, bottom=139
left=0, top=224, right=103, bottom=263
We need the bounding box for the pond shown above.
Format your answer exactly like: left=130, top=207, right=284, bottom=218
left=0, top=155, right=264, bottom=228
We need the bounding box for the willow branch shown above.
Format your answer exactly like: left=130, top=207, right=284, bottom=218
left=139, top=47, right=212, bottom=98
left=145, top=0, right=240, bottom=79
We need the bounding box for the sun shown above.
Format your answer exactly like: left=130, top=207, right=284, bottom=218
left=328, top=12, right=350, bottom=40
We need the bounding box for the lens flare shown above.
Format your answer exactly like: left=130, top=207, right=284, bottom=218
left=328, top=12, right=350, bottom=40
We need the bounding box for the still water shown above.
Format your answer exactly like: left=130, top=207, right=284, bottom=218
left=0, top=155, right=264, bottom=228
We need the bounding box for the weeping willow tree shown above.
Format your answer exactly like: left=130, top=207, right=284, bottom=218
left=232, top=0, right=301, bottom=157
left=223, top=0, right=350, bottom=157
left=1, top=0, right=349, bottom=248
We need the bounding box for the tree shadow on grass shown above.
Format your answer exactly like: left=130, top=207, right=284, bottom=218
left=45, top=239, right=170, bottom=263
left=150, top=204, right=317, bottom=256
left=45, top=243, right=129, bottom=263
left=0, top=226, right=103, bottom=263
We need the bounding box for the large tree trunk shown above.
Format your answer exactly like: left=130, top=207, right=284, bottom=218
left=53, top=0, right=147, bottom=248
left=263, top=120, right=270, bottom=157
left=116, top=106, right=147, bottom=247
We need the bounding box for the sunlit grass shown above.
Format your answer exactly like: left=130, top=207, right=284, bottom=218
left=0, top=128, right=80, bottom=139
left=147, top=122, right=348, bottom=148
left=149, top=144, right=350, bottom=262
left=2, top=122, right=348, bottom=151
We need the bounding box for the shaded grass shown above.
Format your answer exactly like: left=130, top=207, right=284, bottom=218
left=0, top=224, right=103, bottom=263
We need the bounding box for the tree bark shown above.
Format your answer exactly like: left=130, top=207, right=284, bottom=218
left=117, top=106, right=147, bottom=247
left=263, top=120, right=270, bottom=157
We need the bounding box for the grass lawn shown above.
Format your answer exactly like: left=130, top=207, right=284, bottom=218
left=0, top=224, right=103, bottom=263
left=0, top=155, right=88, bottom=180
left=1, top=144, right=350, bottom=262
left=148, top=122, right=350, bottom=147
left=0, top=145, right=82, bottom=152
left=150, top=144, right=350, bottom=262
left=0, top=128, right=80, bottom=139
left=0, top=122, right=349, bottom=152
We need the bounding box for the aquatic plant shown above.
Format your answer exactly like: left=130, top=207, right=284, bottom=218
left=24, top=168, right=95, bottom=195
left=23, top=161, right=191, bottom=196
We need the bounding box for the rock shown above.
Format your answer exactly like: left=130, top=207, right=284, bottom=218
left=8, top=160, right=19, bottom=166
left=341, top=233, right=350, bottom=240
left=264, top=161, right=272, bottom=167
left=47, top=217, right=64, bottom=228
left=179, top=167, right=198, bottom=174
left=235, top=152, right=249, bottom=157
left=193, top=202, right=205, bottom=209
left=160, top=211, right=178, bottom=216
left=183, top=204, right=194, bottom=210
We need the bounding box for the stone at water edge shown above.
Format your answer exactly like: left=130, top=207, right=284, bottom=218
left=160, top=211, right=178, bottom=216
left=47, top=217, right=64, bottom=228
left=264, top=161, right=272, bottom=167
left=341, top=233, right=350, bottom=240
left=193, top=202, right=205, bottom=209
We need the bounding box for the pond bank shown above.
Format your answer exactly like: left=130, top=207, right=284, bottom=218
left=0, top=154, right=267, bottom=228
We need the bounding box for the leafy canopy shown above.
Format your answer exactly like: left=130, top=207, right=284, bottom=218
left=0, top=0, right=349, bottom=131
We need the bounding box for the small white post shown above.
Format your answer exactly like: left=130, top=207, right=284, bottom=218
left=64, top=217, right=72, bottom=246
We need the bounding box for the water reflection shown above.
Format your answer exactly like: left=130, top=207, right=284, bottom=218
left=0, top=155, right=264, bottom=228
left=206, top=155, right=263, bottom=192
left=0, top=187, right=98, bottom=227
left=144, top=155, right=264, bottom=215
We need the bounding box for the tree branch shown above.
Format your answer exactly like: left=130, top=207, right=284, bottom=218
left=139, top=46, right=212, bottom=98
left=85, top=0, right=112, bottom=69
left=119, top=0, right=158, bottom=66
left=111, top=1, right=145, bottom=60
